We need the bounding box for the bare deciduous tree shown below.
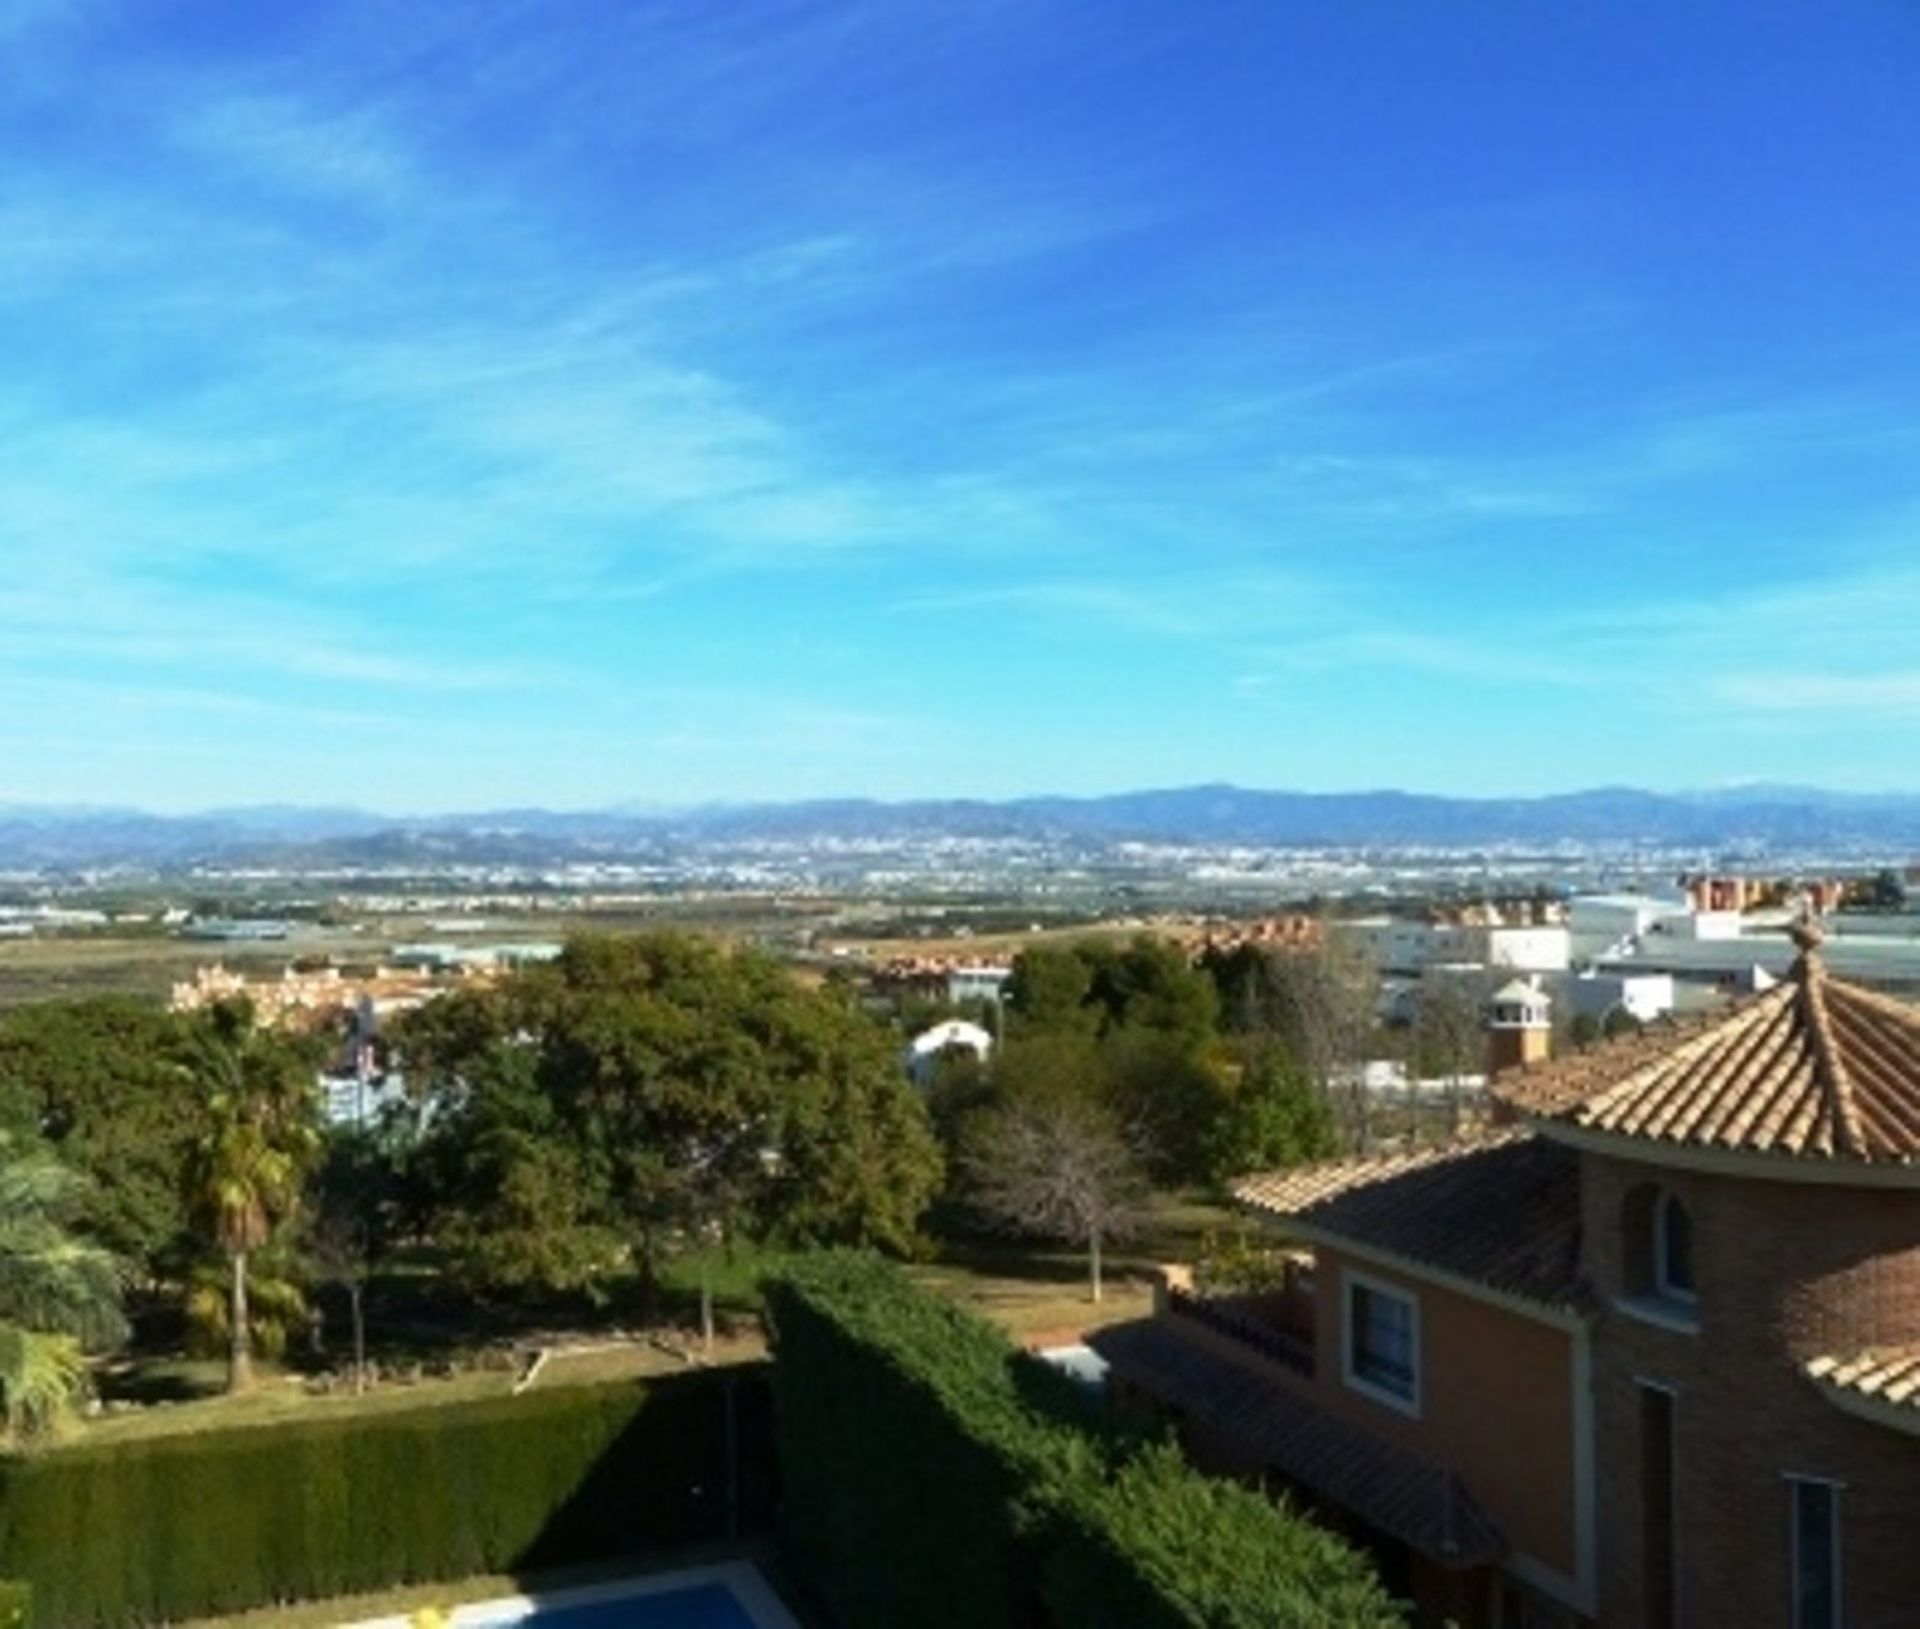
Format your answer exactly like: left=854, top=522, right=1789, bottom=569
left=1260, top=936, right=1380, bottom=1151
left=962, top=1093, right=1150, bottom=1303
left=1409, top=976, right=1487, bottom=1140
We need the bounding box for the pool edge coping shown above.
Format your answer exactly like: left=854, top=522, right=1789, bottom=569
left=337, top=1560, right=802, bottom=1629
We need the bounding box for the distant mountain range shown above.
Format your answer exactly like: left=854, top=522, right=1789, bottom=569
left=3, top=785, right=1920, bottom=870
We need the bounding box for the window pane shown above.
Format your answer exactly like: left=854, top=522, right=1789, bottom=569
left=1352, top=1284, right=1415, bottom=1398
left=1660, top=1196, right=1695, bottom=1295
left=1793, top=1480, right=1838, bottom=1629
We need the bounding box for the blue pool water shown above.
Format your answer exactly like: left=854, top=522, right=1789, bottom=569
left=470, top=1584, right=761, bottom=1629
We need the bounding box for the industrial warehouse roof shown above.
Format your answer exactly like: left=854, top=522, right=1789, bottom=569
left=1805, top=1347, right=1920, bottom=1433
left=1234, top=1132, right=1583, bottom=1309
left=1090, top=1319, right=1506, bottom=1567
left=1594, top=929, right=1920, bottom=989
left=1498, top=929, right=1920, bottom=1168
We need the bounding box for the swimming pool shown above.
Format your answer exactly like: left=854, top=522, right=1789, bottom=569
left=342, top=1563, right=801, bottom=1629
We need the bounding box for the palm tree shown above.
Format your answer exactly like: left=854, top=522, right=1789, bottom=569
left=0, top=1140, right=126, bottom=1441
left=184, top=1003, right=322, bottom=1394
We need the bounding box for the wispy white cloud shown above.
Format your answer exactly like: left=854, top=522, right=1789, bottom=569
left=167, top=92, right=423, bottom=211
left=1709, top=671, right=1920, bottom=715
left=0, top=574, right=552, bottom=695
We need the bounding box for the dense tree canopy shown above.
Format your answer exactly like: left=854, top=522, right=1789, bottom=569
left=393, top=933, right=943, bottom=1301
left=1203, top=1049, right=1338, bottom=1181
left=989, top=938, right=1235, bottom=1187
left=1005, top=936, right=1217, bottom=1046
left=0, top=997, right=200, bottom=1270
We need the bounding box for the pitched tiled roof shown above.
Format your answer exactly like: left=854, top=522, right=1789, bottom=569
left=1091, top=1318, right=1506, bottom=1566
left=1234, top=1132, right=1583, bottom=1308
left=1496, top=936, right=1920, bottom=1166
left=1805, top=1347, right=1920, bottom=1426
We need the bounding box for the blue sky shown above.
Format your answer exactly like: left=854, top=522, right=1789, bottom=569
left=4, top=1, right=1920, bottom=811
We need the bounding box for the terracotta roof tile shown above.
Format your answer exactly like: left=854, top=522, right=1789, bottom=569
left=1233, top=1133, right=1582, bottom=1308
left=1805, top=1346, right=1920, bottom=1423
left=1090, top=1318, right=1506, bottom=1566
left=1496, top=945, right=1920, bottom=1166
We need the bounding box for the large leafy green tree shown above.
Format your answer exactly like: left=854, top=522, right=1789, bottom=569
left=1006, top=937, right=1217, bottom=1046
left=999, top=938, right=1229, bottom=1184
left=1204, top=1048, right=1338, bottom=1182
left=0, top=1138, right=126, bottom=1441
left=182, top=1002, right=324, bottom=1393
left=768, top=982, right=944, bottom=1257
left=0, top=997, right=199, bottom=1274
left=396, top=934, right=943, bottom=1316
left=1081, top=935, right=1220, bottom=1045
left=398, top=984, right=616, bottom=1295
left=1002, top=947, right=1099, bottom=1037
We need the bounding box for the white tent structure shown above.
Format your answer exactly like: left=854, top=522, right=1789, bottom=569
left=902, top=1018, right=993, bottom=1085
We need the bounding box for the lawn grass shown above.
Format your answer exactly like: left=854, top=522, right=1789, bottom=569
left=71, top=1343, right=761, bottom=1452
left=76, top=1364, right=519, bottom=1448
left=62, top=1191, right=1236, bottom=1453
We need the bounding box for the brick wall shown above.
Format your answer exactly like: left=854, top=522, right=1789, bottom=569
left=1579, top=1150, right=1920, bottom=1628
left=1306, top=1247, right=1582, bottom=1586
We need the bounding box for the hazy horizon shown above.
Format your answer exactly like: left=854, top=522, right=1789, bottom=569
left=8, top=779, right=1920, bottom=825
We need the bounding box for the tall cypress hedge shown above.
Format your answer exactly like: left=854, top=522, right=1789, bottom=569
left=0, top=1368, right=772, bottom=1629
left=765, top=1255, right=1402, bottom=1629
left=1041, top=1446, right=1406, bottom=1629
left=766, top=1253, right=1111, bottom=1629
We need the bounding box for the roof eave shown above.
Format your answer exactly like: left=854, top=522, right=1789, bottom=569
left=1523, top=1118, right=1920, bottom=1189
left=1232, top=1203, right=1589, bottom=1332
left=1804, top=1375, right=1920, bottom=1439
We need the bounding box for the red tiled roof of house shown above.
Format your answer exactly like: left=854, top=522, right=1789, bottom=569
left=1090, top=1318, right=1506, bottom=1566
left=1805, top=1346, right=1920, bottom=1425
left=1233, top=1132, right=1583, bottom=1308
left=1496, top=930, right=1920, bottom=1166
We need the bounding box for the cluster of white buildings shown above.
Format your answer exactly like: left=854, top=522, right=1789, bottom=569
left=1344, top=883, right=1920, bottom=1043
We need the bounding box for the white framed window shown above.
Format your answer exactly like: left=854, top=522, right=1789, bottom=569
left=1788, top=1476, right=1843, bottom=1629
left=1654, top=1191, right=1696, bottom=1303
left=1342, top=1268, right=1420, bottom=1416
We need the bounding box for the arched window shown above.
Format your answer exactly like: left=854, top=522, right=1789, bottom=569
left=1654, top=1191, right=1695, bottom=1302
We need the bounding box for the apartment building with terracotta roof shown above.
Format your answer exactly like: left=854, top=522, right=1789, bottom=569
left=1092, top=925, right=1920, bottom=1628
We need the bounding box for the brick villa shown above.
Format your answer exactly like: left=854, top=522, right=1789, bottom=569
left=1092, top=924, right=1920, bottom=1627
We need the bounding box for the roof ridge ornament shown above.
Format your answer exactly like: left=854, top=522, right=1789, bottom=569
left=1790, top=907, right=1826, bottom=973
left=1797, top=937, right=1865, bottom=1158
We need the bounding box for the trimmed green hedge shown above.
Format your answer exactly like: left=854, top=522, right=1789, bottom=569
left=0, top=1582, right=28, bottom=1629
left=767, top=1254, right=1110, bottom=1629
left=1043, top=1446, right=1407, bottom=1628
left=0, top=1369, right=772, bottom=1629
left=765, top=1254, right=1401, bottom=1629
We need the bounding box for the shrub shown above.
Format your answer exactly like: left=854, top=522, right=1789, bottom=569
left=0, top=1369, right=771, bottom=1629
left=0, top=1583, right=27, bottom=1629
left=766, top=1253, right=1102, bottom=1629
left=765, top=1253, right=1402, bottom=1629
left=1044, top=1446, right=1403, bottom=1628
